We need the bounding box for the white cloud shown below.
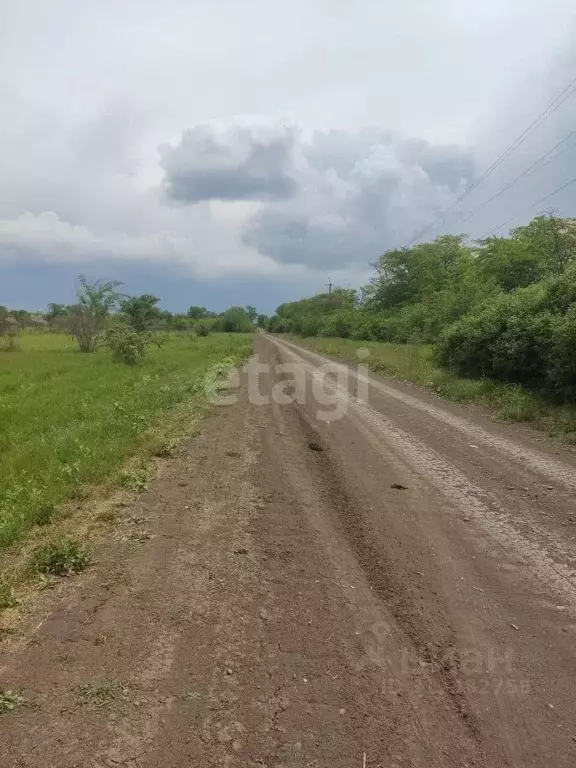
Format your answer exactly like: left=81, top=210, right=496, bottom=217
left=0, top=0, right=575, bottom=296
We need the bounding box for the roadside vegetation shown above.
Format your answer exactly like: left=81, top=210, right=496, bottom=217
left=0, top=280, right=254, bottom=553
left=267, top=214, right=576, bottom=439
left=289, top=336, right=576, bottom=442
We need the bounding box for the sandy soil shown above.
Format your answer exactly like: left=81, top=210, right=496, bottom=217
left=2, top=332, right=576, bottom=767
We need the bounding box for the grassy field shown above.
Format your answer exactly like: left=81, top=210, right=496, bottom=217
left=288, top=336, right=576, bottom=444
left=0, top=332, right=252, bottom=550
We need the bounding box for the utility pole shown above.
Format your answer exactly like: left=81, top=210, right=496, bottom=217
left=326, top=278, right=332, bottom=308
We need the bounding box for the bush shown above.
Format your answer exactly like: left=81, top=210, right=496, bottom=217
left=267, top=315, right=293, bottom=333
left=0, top=332, right=20, bottom=352
left=104, top=325, right=151, bottom=365
left=547, top=308, right=576, bottom=401
left=32, top=537, right=90, bottom=575
left=218, top=307, right=253, bottom=333
left=298, top=315, right=322, bottom=337
left=319, top=313, right=354, bottom=338
left=437, top=270, right=576, bottom=401
left=195, top=323, right=210, bottom=337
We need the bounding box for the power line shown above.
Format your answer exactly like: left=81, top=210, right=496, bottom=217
left=483, top=175, right=576, bottom=237
left=459, top=127, right=576, bottom=225
left=409, top=73, right=576, bottom=245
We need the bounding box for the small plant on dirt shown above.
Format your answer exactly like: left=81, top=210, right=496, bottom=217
left=104, top=325, right=152, bottom=365
left=119, top=467, right=148, bottom=491
left=152, top=437, right=178, bottom=457
left=31, top=537, right=91, bottom=576
left=0, top=580, right=19, bottom=610
left=37, top=573, right=58, bottom=590
left=76, top=681, right=119, bottom=708
left=0, top=689, right=27, bottom=715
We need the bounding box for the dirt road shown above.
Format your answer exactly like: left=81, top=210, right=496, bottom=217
left=2, top=333, right=576, bottom=767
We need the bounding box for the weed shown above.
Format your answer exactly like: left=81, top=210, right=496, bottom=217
left=76, top=681, right=119, bottom=708
left=32, top=537, right=91, bottom=576
left=497, top=387, right=540, bottom=422
left=37, top=573, right=59, bottom=590
left=35, top=503, right=58, bottom=526
left=0, top=580, right=19, bottom=610
left=0, top=689, right=27, bottom=715
left=152, top=437, right=178, bottom=457
left=119, top=467, right=148, bottom=492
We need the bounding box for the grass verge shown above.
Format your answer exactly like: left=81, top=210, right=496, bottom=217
left=287, top=335, right=576, bottom=444
left=0, top=332, right=252, bottom=549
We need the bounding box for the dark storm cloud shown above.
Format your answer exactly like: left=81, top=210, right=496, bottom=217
left=160, top=122, right=300, bottom=203
left=159, top=121, right=477, bottom=268
left=242, top=129, right=478, bottom=268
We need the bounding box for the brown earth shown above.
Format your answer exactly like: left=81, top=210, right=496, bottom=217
left=2, top=332, right=576, bottom=767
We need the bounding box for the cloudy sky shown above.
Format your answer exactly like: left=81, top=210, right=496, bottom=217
left=1, top=0, right=575, bottom=313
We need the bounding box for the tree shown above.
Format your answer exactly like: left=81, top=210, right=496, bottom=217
left=257, top=313, right=268, bottom=327
left=121, top=294, right=161, bottom=332
left=46, top=303, right=70, bottom=320
left=366, top=236, right=472, bottom=313
left=245, top=305, right=257, bottom=324
left=218, top=306, right=254, bottom=333
left=172, top=315, right=189, bottom=330
left=512, top=215, right=576, bottom=275
left=69, top=276, right=122, bottom=352
left=187, top=305, right=209, bottom=319
left=475, top=236, right=541, bottom=291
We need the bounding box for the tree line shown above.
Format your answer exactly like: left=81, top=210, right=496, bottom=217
left=267, top=214, right=576, bottom=401
left=1, top=277, right=262, bottom=363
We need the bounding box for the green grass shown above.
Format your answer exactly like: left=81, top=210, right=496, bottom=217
left=0, top=332, right=252, bottom=549
left=288, top=336, right=576, bottom=443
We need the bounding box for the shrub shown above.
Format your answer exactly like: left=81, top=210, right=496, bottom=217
left=437, top=270, right=576, bottom=401
left=319, top=313, right=354, bottom=338
left=267, top=315, right=293, bottom=333
left=547, top=308, right=576, bottom=401
left=218, top=307, right=253, bottom=333
left=104, top=325, right=151, bottom=365
left=32, top=537, right=90, bottom=576
left=298, top=315, right=322, bottom=337
left=0, top=335, right=19, bottom=352
left=195, top=323, right=210, bottom=337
